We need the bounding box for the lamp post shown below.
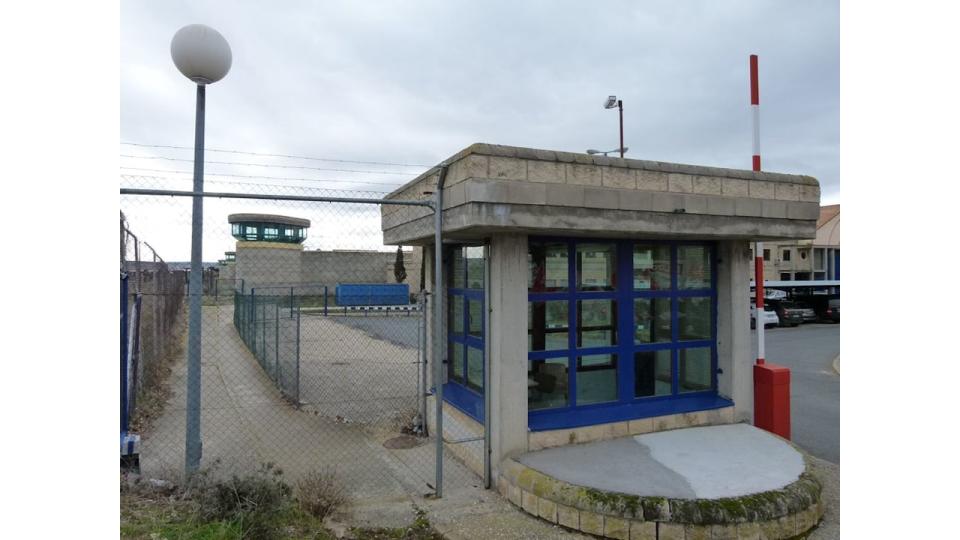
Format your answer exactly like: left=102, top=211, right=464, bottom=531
left=603, top=95, right=624, bottom=158
left=170, top=24, right=232, bottom=474
left=586, top=147, right=629, bottom=157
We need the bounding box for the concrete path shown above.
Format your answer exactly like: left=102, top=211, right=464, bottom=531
left=517, top=424, right=805, bottom=499
left=138, top=305, right=476, bottom=520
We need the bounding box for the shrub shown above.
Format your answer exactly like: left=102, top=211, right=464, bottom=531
left=296, top=468, right=349, bottom=520
left=191, top=462, right=293, bottom=539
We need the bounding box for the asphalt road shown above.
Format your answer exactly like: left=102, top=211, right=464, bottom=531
left=752, top=323, right=840, bottom=464
left=315, top=313, right=423, bottom=349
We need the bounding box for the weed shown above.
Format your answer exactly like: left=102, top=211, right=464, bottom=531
left=296, top=468, right=349, bottom=520
left=190, top=462, right=294, bottom=539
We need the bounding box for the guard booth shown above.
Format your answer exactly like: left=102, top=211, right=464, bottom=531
left=380, top=143, right=820, bottom=483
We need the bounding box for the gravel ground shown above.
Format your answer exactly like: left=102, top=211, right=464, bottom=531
left=806, top=455, right=840, bottom=539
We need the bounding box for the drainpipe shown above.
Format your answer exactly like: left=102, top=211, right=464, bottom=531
left=433, top=163, right=447, bottom=498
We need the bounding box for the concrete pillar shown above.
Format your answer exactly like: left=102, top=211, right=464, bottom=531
left=423, top=245, right=445, bottom=389
left=716, top=240, right=753, bottom=423
left=488, top=233, right=529, bottom=474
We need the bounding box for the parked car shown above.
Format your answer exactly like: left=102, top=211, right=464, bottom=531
left=793, top=301, right=818, bottom=323
left=821, top=298, right=840, bottom=323
left=770, top=300, right=805, bottom=327
left=750, top=304, right=779, bottom=329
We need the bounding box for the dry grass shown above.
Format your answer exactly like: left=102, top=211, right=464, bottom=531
left=130, top=305, right=186, bottom=433
left=296, top=467, right=350, bottom=520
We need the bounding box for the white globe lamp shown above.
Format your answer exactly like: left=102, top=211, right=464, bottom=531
left=170, top=24, right=232, bottom=85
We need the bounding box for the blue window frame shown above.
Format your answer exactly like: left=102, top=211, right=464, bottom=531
left=527, top=238, right=730, bottom=431
left=444, top=246, right=485, bottom=421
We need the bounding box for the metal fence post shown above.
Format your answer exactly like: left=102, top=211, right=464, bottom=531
left=250, top=289, right=256, bottom=351
left=259, top=300, right=265, bottom=363
left=275, top=300, right=280, bottom=384
left=295, top=301, right=301, bottom=405
left=419, top=292, right=428, bottom=435
left=290, top=286, right=294, bottom=317
left=121, top=274, right=129, bottom=434
left=433, top=171, right=446, bottom=498
left=323, top=285, right=328, bottom=316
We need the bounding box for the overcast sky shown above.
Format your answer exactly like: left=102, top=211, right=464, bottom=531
left=120, top=0, right=839, bottom=261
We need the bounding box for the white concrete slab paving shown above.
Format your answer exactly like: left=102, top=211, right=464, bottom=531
left=517, top=423, right=804, bottom=500
left=640, top=423, right=805, bottom=498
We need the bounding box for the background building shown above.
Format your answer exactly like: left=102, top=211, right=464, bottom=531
left=751, top=204, right=840, bottom=282
left=222, top=213, right=422, bottom=297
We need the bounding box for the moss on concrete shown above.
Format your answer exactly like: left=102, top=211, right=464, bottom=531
left=578, top=487, right=643, bottom=519
left=504, top=458, right=824, bottom=534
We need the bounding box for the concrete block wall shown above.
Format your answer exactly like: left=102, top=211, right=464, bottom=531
left=234, top=245, right=422, bottom=298
left=234, top=241, right=303, bottom=292
left=382, top=144, right=820, bottom=245
left=300, top=251, right=393, bottom=286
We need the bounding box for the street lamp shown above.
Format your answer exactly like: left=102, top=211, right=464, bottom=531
left=603, top=95, right=624, bottom=158
left=586, top=147, right=629, bottom=157
left=170, top=23, right=232, bottom=474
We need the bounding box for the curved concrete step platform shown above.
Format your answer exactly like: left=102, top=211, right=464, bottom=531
left=497, top=423, right=823, bottom=539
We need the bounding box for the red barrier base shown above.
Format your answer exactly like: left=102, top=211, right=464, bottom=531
left=754, top=363, right=791, bottom=440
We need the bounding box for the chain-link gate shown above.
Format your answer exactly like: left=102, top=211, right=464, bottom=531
left=120, top=176, right=483, bottom=506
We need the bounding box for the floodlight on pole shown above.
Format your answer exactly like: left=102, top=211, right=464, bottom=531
left=586, top=147, right=628, bottom=157
left=600, top=95, right=625, bottom=158
left=171, top=23, right=232, bottom=475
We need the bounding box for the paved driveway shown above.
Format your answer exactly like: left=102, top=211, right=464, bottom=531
left=752, top=323, right=840, bottom=464
left=138, top=305, right=476, bottom=510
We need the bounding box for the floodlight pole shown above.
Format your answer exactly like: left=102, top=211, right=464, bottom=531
left=185, top=83, right=205, bottom=473
left=617, top=99, right=624, bottom=158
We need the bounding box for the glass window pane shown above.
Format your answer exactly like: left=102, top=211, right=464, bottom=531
left=528, top=358, right=569, bottom=410
left=467, top=346, right=483, bottom=391
left=468, top=299, right=482, bottom=337
left=576, top=354, right=618, bottom=405
left=577, top=243, right=616, bottom=291
left=633, top=244, right=671, bottom=290
left=577, top=300, right=617, bottom=348
left=450, top=296, right=464, bottom=335
left=466, top=246, right=484, bottom=289
left=678, top=297, right=712, bottom=341
left=528, top=241, right=568, bottom=292
left=678, top=245, right=712, bottom=289
left=452, top=247, right=465, bottom=288
left=635, top=350, right=672, bottom=397
left=450, top=343, right=464, bottom=383
left=679, top=347, right=712, bottom=393
left=634, top=298, right=671, bottom=343
left=528, top=301, right=569, bottom=351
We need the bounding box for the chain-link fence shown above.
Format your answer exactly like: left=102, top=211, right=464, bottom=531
left=121, top=215, right=187, bottom=434
left=120, top=175, right=481, bottom=505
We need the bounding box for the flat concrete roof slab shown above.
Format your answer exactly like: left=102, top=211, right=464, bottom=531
left=516, top=423, right=804, bottom=500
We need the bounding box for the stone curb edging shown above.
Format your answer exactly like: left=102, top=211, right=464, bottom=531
left=497, top=457, right=824, bottom=540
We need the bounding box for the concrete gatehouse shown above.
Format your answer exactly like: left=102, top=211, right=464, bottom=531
left=380, top=143, right=824, bottom=539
